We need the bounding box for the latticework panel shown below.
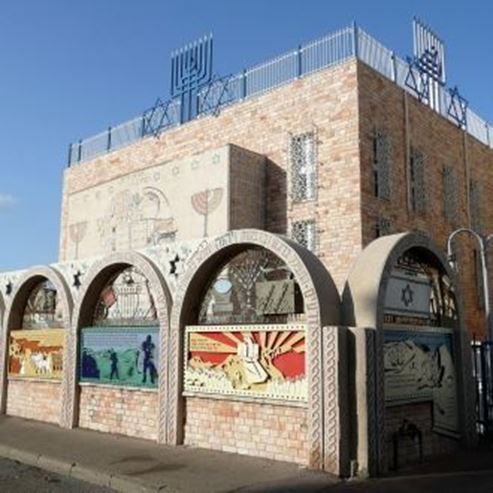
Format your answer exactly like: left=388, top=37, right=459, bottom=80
left=373, top=131, right=392, bottom=200
left=443, top=166, right=458, bottom=224
left=291, top=219, right=317, bottom=252
left=410, top=148, right=427, bottom=213
left=289, top=132, right=317, bottom=202
left=470, top=179, right=484, bottom=234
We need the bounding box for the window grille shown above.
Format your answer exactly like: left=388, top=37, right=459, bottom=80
left=470, top=179, right=484, bottom=234
left=291, top=219, right=317, bottom=252
left=290, top=132, right=316, bottom=201
left=442, top=166, right=458, bottom=224
left=474, top=249, right=485, bottom=309
left=373, top=131, right=391, bottom=200
left=375, top=217, right=391, bottom=238
left=410, top=148, right=427, bottom=213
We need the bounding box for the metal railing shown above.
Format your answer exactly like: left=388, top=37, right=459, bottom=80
left=68, top=24, right=493, bottom=166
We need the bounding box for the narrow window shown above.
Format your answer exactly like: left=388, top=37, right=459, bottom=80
left=410, top=148, right=426, bottom=213
left=443, top=166, right=458, bottom=224
left=291, top=219, right=317, bottom=252
left=290, top=132, right=316, bottom=201
left=373, top=131, right=391, bottom=200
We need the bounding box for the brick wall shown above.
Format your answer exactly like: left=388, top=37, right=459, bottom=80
left=385, top=403, right=459, bottom=470
left=357, top=62, right=493, bottom=337
left=184, top=397, right=309, bottom=464
left=78, top=385, right=158, bottom=440
left=6, top=379, right=61, bottom=424
left=61, top=61, right=361, bottom=291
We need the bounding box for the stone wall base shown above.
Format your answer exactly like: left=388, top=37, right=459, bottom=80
left=184, top=396, right=309, bottom=464
left=78, top=385, right=158, bottom=440
left=6, top=379, right=61, bottom=424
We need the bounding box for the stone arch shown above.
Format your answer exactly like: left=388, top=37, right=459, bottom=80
left=168, top=229, right=344, bottom=473
left=0, top=265, right=73, bottom=424
left=343, top=232, right=475, bottom=475
left=67, top=251, right=172, bottom=442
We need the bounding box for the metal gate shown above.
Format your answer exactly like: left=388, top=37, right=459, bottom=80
left=472, top=339, right=493, bottom=434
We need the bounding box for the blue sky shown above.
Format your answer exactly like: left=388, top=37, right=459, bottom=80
left=0, top=0, right=491, bottom=271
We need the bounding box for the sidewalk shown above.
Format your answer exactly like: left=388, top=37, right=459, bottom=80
left=0, top=416, right=336, bottom=493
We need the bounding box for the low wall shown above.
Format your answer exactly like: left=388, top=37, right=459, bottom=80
left=385, top=402, right=460, bottom=469
left=184, top=396, right=309, bottom=464
left=78, top=384, right=158, bottom=440
left=6, top=379, right=61, bottom=424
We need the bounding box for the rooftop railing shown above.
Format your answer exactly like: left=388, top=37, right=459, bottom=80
left=68, top=24, right=492, bottom=166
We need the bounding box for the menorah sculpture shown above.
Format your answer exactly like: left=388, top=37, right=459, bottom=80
left=171, top=34, right=214, bottom=123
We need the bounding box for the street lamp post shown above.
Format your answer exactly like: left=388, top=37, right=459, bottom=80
left=447, top=228, right=493, bottom=341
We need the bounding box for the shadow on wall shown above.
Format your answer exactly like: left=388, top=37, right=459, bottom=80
left=265, top=159, right=287, bottom=234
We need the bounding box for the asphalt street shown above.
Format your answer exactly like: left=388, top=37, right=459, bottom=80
left=0, top=457, right=114, bottom=493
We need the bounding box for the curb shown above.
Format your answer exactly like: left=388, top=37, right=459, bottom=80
left=0, top=444, right=167, bottom=492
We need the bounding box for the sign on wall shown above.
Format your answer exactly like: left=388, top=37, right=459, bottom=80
left=80, top=327, right=159, bottom=388
left=184, top=324, right=307, bottom=402
left=384, top=326, right=458, bottom=434
left=384, top=272, right=432, bottom=319
left=9, top=329, right=64, bottom=380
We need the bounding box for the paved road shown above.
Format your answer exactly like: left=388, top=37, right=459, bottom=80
left=0, top=457, right=114, bottom=493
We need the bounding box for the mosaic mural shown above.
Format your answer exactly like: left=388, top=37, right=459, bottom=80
left=199, top=248, right=304, bottom=325
left=80, top=327, right=159, bottom=388
left=184, top=324, right=307, bottom=401
left=384, top=327, right=458, bottom=434
left=9, top=329, right=64, bottom=380
left=64, top=147, right=229, bottom=259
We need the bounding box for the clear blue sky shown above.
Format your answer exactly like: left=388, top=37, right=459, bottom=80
left=0, top=0, right=491, bottom=271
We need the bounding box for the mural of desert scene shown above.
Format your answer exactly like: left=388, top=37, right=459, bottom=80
left=9, top=329, right=64, bottom=380
left=184, top=325, right=307, bottom=401
left=9, top=280, right=65, bottom=380
left=80, top=327, right=159, bottom=388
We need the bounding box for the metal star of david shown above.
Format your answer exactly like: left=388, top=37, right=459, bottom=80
left=401, top=284, right=414, bottom=307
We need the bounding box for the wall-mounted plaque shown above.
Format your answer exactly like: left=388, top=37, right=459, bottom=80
left=384, top=326, right=458, bottom=434
left=9, top=329, right=64, bottom=380
left=80, top=327, right=159, bottom=388
left=184, top=324, right=307, bottom=402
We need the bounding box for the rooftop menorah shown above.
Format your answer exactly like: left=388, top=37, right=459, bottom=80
left=68, top=24, right=493, bottom=166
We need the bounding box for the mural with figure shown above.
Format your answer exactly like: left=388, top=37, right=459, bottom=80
left=184, top=324, right=307, bottom=401
left=384, top=327, right=458, bottom=434
left=80, top=327, right=159, bottom=388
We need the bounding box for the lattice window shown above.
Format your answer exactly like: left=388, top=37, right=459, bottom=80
left=199, top=248, right=304, bottom=325
left=373, top=131, right=392, bottom=200
left=470, top=179, right=484, bottom=234
left=291, top=219, right=317, bottom=252
left=443, top=166, right=458, bottom=224
left=375, top=217, right=391, bottom=238
left=410, top=148, right=427, bottom=213
left=290, top=132, right=317, bottom=202
left=22, top=279, right=64, bottom=329
left=93, top=266, right=157, bottom=326
left=474, top=249, right=485, bottom=309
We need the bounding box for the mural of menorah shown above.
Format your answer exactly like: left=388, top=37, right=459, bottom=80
left=171, top=34, right=213, bottom=123
left=191, top=187, right=223, bottom=237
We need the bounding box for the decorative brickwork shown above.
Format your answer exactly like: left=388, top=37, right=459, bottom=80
left=68, top=251, right=171, bottom=442
left=0, top=266, right=73, bottom=426
left=169, top=230, right=343, bottom=473
left=184, top=397, right=309, bottom=464
left=78, top=385, right=158, bottom=440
